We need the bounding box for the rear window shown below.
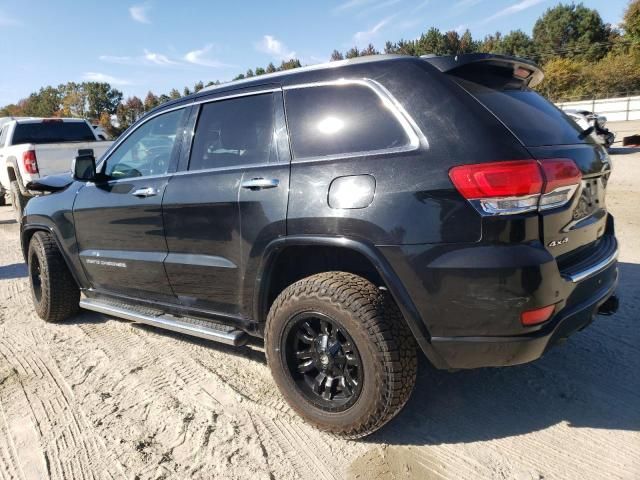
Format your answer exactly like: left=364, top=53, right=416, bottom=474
left=12, top=121, right=95, bottom=145
left=456, top=80, right=591, bottom=147
left=285, top=84, right=411, bottom=159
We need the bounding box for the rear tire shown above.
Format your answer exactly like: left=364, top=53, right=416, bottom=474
left=10, top=181, right=28, bottom=221
left=265, top=271, right=417, bottom=438
left=28, top=231, right=80, bottom=322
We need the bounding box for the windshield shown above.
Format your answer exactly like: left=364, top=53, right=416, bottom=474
left=12, top=122, right=96, bottom=145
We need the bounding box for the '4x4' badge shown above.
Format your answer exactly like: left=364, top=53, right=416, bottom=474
left=548, top=237, right=569, bottom=248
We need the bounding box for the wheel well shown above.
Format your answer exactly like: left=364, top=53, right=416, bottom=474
left=262, top=245, right=385, bottom=321
left=7, top=166, right=17, bottom=183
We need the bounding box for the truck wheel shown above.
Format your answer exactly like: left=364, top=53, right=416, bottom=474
left=265, top=272, right=417, bottom=438
left=10, top=181, right=28, bottom=220
left=27, top=231, right=79, bottom=322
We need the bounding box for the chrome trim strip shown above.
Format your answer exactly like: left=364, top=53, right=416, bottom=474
left=97, top=87, right=281, bottom=173
left=563, top=247, right=618, bottom=283
left=164, top=253, right=237, bottom=269
left=79, top=298, right=246, bottom=346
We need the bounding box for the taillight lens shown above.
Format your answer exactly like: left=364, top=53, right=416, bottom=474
left=22, top=150, right=38, bottom=174
left=449, top=159, right=581, bottom=215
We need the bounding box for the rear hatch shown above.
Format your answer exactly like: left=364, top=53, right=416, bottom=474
left=425, top=54, right=612, bottom=259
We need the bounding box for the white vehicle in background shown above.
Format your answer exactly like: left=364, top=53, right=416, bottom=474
left=564, top=109, right=616, bottom=149
left=92, top=124, right=112, bottom=140
left=0, top=118, right=113, bottom=217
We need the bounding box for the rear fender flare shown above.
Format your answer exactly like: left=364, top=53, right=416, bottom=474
left=255, top=235, right=449, bottom=369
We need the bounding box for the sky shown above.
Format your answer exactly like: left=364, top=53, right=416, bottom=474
left=0, top=0, right=632, bottom=105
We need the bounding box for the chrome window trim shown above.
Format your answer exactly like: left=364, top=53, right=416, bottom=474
left=283, top=78, right=427, bottom=163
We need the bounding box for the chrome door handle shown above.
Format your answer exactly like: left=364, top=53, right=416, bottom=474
left=131, top=187, right=158, bottom=197
left=241, top=178, right=279, bottom=190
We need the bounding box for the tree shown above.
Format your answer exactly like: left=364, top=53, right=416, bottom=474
left=183, top=86, right=191, bottom=96
left=500, top=30, right=535, bottom=59
left=535, top=57, right=589, bottom=100
left=245, top=69, right=254, bottom=78
left=84, top=82, right=122, bottom=120
left=360, top=43, right=379, bottom=56
left=22, top=86, right=62, bottom=117
left=266, top=62, right=277, bottom=73
left=459, top=29, right=476, bottom=54
left=417, top=28, right=444, bottom=55
left=60, top=82, right=86, bottom=117
left=233, top=73, right=245, bottom=80
left=169, top=88, right=181, bottom=99
left=480, top=32, right=502, bottom=53
left=345, top=47, right=360, bottom=58
left=442, top=31, right=460, bottom=55
left=532, top=3, right=610, bottom=62
left=623, top=0, right=640, bottom=42
left=255, top=67, right=266, bottom=75
left=144, top=91, right=159, bottom=111
left=158, top=94, right=171, bottom=104
left=330, top=49, right=344, bottom=61
left=384, top=41, right=398, bottom=54
left=98, top=111, right=117, bottom=137
left=194, top=81, right=204, bottom=92
left=279, top=59, right=302, bottom=70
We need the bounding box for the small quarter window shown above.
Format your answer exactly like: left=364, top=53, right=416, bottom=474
left=285, top=83, right=411, bottom=159
left=189, top=93, right=276, bottom=171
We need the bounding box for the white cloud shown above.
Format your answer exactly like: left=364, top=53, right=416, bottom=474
left=454, top=0, right=483, bottom=8
left=334, top=0, right=373, bottom=13
left=184, top=44, right=228, bottom=67
left=99, top=55, right=135, bottom=64
left=454, top=24, right=468, bottom=34
left=256, top=35, right=296, bottom=60
left=129, top=3, right=151, bottom=24
left=481, top=0, right=547, bottom=24
left=83, top=72, right=132, bottom=85
left=353, top=15, right=395, bottom=45
left=143, top=49, right=177, bottom=66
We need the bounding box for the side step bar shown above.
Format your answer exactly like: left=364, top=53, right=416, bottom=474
left=79, top=298, right=248, bottom=346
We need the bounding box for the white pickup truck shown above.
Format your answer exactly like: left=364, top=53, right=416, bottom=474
left=0, top=118, right=113, bottom=217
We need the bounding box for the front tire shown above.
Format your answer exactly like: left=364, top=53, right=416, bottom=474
left=28, top=231, right=80, bottom=322
left=265, top=272, right=417, bottom=438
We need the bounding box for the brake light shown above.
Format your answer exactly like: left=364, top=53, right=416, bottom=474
left=22, top=150, right=38, bottom=174
left=521, top=304, right=555, bottom=326
left=449, top=159, right=581, bottom=215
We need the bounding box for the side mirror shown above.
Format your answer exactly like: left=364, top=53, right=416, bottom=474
left=73, top=148, right=96, bottom=181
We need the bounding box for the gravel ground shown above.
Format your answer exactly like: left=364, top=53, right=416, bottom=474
left=0, top=128, right=639, bottom=479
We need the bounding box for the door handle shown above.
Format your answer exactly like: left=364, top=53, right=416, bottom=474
left=241, top=178, right=279, bottom=190
left=131, top=187, right=158, bottom=198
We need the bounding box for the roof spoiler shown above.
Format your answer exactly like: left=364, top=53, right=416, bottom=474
left=421, top=53, right=544, bottom=88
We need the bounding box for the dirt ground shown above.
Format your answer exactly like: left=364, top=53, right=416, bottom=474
left=0, top=122, right=639, bottom=480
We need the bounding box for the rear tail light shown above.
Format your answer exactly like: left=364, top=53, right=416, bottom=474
left=449, top=158, right=581, bottom=215
left=521, top=304, right=555, bottom=326
left=22, top=150, right=39, bottom=174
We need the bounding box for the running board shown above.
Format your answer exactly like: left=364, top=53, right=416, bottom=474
left=79, top=298, right=248, bottom=346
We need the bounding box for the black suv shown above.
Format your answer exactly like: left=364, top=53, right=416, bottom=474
left=21, top=54, right=619, bottom=438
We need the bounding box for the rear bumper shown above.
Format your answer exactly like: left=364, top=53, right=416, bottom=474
left=429, top=266, right=618, bottom=369
left=378, top=230, right=620, bottom=370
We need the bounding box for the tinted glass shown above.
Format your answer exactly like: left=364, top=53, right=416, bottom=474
left=285, top=84, right=410, bottom=159
left=189, top=93, right=276, bottom=171
left=105, top=108, right=187, bottom=179
left=456, top=79, right=590, bottom=146
left=12, top=121, right=96, bottom=145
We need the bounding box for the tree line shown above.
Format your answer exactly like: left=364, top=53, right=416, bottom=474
left=1, top=1, right=639, bottom=137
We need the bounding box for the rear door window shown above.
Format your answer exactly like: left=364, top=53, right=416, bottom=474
left=284, top=83, right=411, bottom=159
left=188, top=93, right=277, bottom=171
left=11, top=121, right=96, bottom=145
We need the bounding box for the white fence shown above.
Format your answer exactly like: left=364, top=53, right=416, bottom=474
left=556, top=95, right=640, bottom=122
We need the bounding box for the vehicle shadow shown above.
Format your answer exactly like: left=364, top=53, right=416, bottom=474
left=0, top=263, right=27, bottom=280
left=370, top=261, right=640, bottom=445
left=0, top=219, right=17, bottom=225
left=609, top=147, right=640, bottom=155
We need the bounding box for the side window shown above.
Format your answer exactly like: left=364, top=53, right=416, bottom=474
left=285, top=84, right=411, bottom=159
left=188, top=93, right=276, bottom=171
left=105, top=108, right=187, bottom=179
left=0, top=126, right=7, bottom=147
